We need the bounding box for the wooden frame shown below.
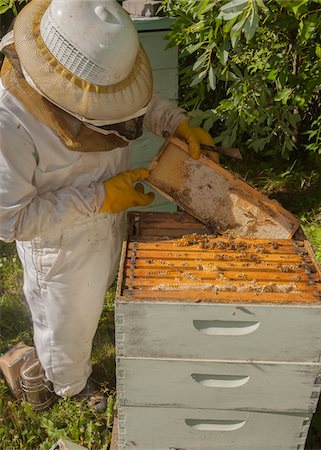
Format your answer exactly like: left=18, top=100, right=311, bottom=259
left=146, top=138, right=300, bottom=239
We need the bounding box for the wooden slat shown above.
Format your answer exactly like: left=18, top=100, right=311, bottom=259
left=127, top=249, right=304, bottom=263
left=122, top=289, right=320, bottom=303
left=129, top=267, right=317, bottom=283
left=127, top=240, right=305, bottom=254
left=128, top=237, right=305, bottom=247
left=127, top=257, right=307, bottom=272
left=125, top=278, right=316, bottom=295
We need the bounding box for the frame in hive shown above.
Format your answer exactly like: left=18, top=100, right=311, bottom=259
left=146, top=138, right=300, bottom=240
left=118, top=212, right=321, bottom=305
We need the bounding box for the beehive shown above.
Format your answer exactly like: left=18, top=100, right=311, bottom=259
left=120, top=212, right=321, bottom=305
left=147, top=138, right=300, bottom=238
left=115, top=212, right=321, bottom=450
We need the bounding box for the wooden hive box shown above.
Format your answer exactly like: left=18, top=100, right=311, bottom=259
left=146, top=138, right=300, bottom=239
left=115, top=212, right=321, bottom=450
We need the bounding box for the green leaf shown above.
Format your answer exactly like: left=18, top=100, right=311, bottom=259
left=316, top=45, right=321, bottom=59
left=196, top=0, right=211, bottom=15
left=255, top=0, right=269, bottom=12
left=201, top=4, right=216, bottom=14
left=222, top=16, right=238, bottom=33
left=231, top=63, right=243, bottom=78
left=287, top=112, right=301, bottom=126
left=230, top=16, right=247, bottom=47
left=299, top=15, right=318, bottom=43
left=244, top=12, right=259, bottom=42
left=274, top=88, right=293, bottom=104
left=306, top=74, right=321, bottom=91
left=225, top=70, right=238, bottom=81
left=249, top=137, right=269, bottom=152
left=276, top=0, right=308, bottom=9
left=267, top=68, right=279, bottom=81
left=278, top=70, right=288, bottom=89
left=218, top=39, right=230, bottom=65
left=220, top=0, right=248, bottom=12
left=208, top=66, right=217, bottom=90
left=218, top=0, right=248, bottom=20
left=186, top=42, right=204, bottom=54
left=218, top=10, right=245, bottom=20
left=190, top=70, right=207, bottom=86
left=193, top=52, right=208, bottom=70
left=293, top=95, right=305, bottom=107
left=277, top=0, right=309, bottom=16
left=203, top=116, right=216, bottom=131
left=0, top=4, right=12, bottom=14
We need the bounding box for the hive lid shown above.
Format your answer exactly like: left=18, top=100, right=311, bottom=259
left=146, top=138, right=300, bottom=240
left=118, top=212, right=321, bottom=305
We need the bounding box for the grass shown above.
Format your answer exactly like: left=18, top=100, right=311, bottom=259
left=1, top=159, right=321, bottom=449
left=0, top=387, right=115, bottom=450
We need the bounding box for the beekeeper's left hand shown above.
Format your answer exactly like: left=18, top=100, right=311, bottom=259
left=174, top=118, right=219, bottom=162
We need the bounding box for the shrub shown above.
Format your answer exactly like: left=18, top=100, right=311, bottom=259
left=161, top=0, right=321, bottom=162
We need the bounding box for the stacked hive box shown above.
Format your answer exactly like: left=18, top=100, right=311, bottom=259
left=115, top=212, right=321, bottom=450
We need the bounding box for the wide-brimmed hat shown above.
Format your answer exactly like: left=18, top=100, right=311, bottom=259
left=13, top=0, right=153, bottom=123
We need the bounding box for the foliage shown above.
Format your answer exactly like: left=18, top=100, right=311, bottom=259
left=0, top=0, right=28, bottom=40
left=161, top=0, right=321, bottom=162
left=0, top=0, right=27, bottom=16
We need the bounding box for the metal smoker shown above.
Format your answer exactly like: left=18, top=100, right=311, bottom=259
left=20, top=357, right=55, bottom=410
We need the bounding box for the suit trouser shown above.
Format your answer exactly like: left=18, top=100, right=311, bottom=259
left=16, top=212, right=125, bottom=397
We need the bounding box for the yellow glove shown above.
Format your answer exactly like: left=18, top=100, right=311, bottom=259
left=100, top=168, right=155, bottom=213
left=174, top=119, right=219, bottom=162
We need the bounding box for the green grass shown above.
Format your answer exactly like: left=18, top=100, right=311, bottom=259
left=300, top=208, right=321, bottom=262
left=0, top=384, right=115, bottom=450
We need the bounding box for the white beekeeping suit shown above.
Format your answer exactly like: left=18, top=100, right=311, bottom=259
left=0, top=0, right=186, bottom=398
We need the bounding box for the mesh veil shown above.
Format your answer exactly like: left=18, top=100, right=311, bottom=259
left=1, top=57, right=129, bottom=152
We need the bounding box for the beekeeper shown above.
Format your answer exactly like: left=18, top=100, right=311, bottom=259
left=0, top=0, right=215, bottom=400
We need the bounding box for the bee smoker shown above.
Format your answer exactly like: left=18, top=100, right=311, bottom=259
left=19, top=357, right=55, bottom=410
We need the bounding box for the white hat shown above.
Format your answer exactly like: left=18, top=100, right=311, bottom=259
left=13, top=0, right=153, bottom=123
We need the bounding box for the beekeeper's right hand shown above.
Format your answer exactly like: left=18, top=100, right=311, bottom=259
left=174, top=119, right=219, bottom=162
left=100, top=168, right=155, bottom=214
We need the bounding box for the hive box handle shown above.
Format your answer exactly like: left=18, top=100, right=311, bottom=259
left=185, top=419, right=247, bottom=431
left=193, top=320, right=260, bottom=336
left=191, top=373, right=250, bottom=388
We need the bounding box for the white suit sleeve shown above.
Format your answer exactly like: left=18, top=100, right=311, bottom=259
left=143, top=93, right=186, bottom=137
left=0, top=111, right=105, bottom=242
